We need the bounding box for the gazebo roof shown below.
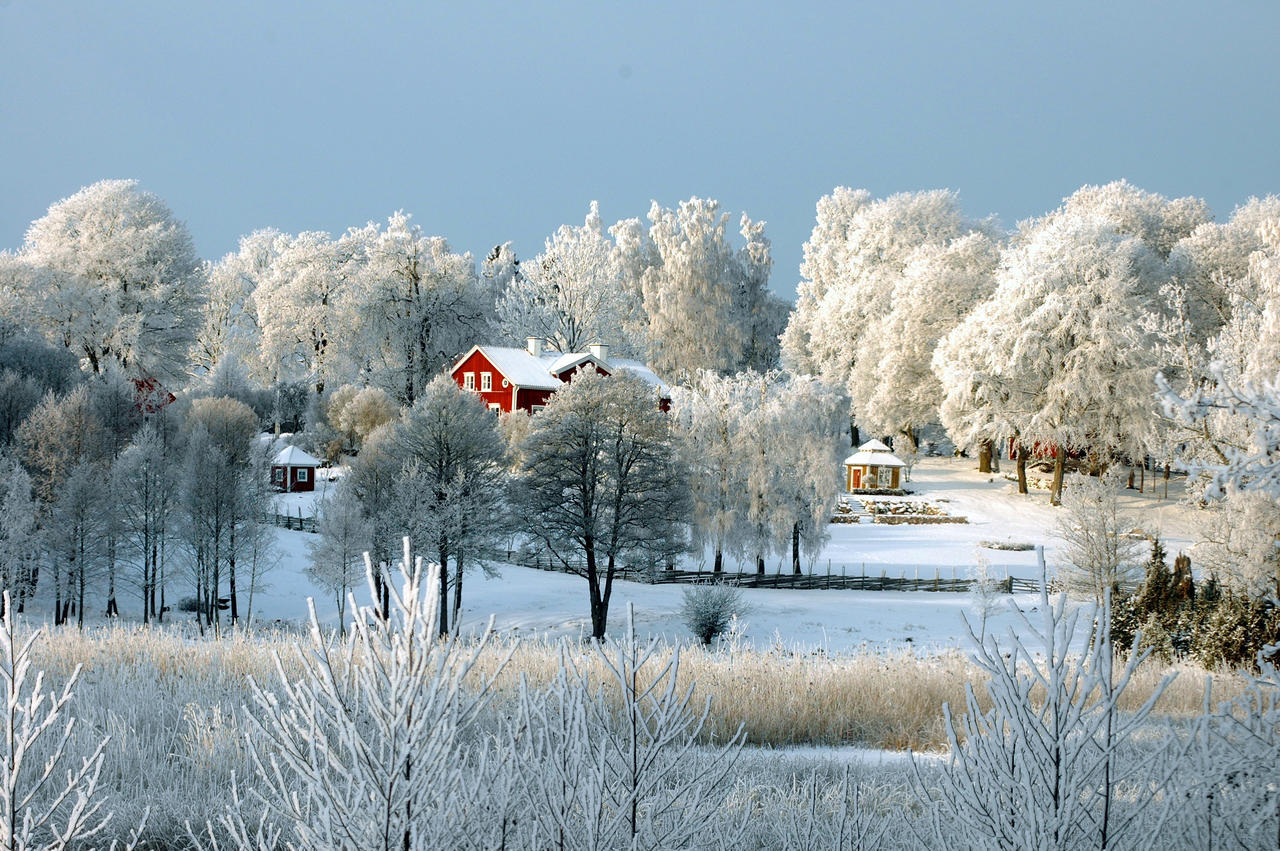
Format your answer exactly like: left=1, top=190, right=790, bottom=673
left=272, top=445, right=321, bottom=467
left=843, top=440, right=905, bottom=468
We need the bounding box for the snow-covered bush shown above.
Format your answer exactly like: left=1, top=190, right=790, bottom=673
left=0, top=592, right=112, bottom=850
left=509, top=605, right=745, bottom=849
left=913, top=582, right=1176, bottom=850
left=230, top=538, right=511, bottom=849
left=680, top=582, right=747, bottom=646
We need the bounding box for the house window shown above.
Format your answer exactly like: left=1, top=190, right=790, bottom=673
left=481, top=372, right=492, bottom=392
left=297, top=467, right=309, bottom=482
left=273, top=468, right=284, bottom=483
left=531, top=404, right=546, bottom=414
left=463, top=372, right=476, bottom=390
left=879, top=467, right=894, bottom=487
left=488, top=403, right=501, bottom=415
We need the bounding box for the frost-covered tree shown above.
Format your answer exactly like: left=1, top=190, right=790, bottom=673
left=114, top=421, right=182, bottom=623
left=179, top=400, right=263, bottom=632
left=782, top=188, right=987, bottom=404
left=515, top=371, right=689, bottom=639
left=0, top=461, right=37, bottom=613
left=192, top=229, right=281, bottom=376
left=340, top=214, right=489, bottom=404
left=669, top=371, right=754, bottom=574
left=0, top=331, right=80, bottom=449
left=47, top=463, right=108, bottom=628
left=16, top=385, right=102, bottom=504
left=638, top=198, right=777, bottom=382
left=326, top=384, right=398, bottom=453
left=13, top=180, right=205, bottom=381
left=496, top=202, right=645, bottom=356
left=754, top=375, right=848, bottom=574
left=306, top=480, right=371, bottom=632
left=849, top=232, right=999, bottom=450
left=383, top=376, right=508, bottom=634
left=251, top=231, right=350, bottom=395
left=937, top=213, right=1167, bottom=504
left=1055, top=473, right=1144, bottom=604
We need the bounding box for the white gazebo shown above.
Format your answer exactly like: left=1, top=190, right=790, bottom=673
left=843, top=439, right=906, bottom=491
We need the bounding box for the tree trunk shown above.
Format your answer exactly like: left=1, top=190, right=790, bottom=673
left=1016, top=446, right=1030, bottom=495
left=713, top=548, right=723, bottom=575
left=792, top=522, right=802, bottom=575
left=978, top=440, right=993, bottom=473
left=451, top=549, right=464, bottom=634
left=850, top=421, right=860, bottom=447
left=756, top=555, right=765, bottom=576
left=1050, top=446, right=1066, bottom=506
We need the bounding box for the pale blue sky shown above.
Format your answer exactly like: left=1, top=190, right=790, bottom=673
left=2, top=1, right=1277, bottom=298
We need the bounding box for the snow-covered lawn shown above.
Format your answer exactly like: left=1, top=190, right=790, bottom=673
left=231, top=457, right=1194, bottom=653
left=29, top=457, right=1197, bottom=656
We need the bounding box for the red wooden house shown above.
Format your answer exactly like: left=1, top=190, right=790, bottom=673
left=449, top=338, right=671, bottom=414
left=271, top=445, right=320, bottom=492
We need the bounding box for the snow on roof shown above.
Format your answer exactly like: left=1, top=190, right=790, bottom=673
left=610, top=359, right=671, bottom=397
left=272, top=445, right=321, bottom=467
left=546, top=351, right=596, bottom=375
left=844, top=440, right=905, bottom=468
left=472, top=346, right=563, bottom=390
left=461, top=345, right=671, bottom=395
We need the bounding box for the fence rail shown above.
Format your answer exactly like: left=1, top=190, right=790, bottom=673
left=516, top=555, right=1040, bottom=594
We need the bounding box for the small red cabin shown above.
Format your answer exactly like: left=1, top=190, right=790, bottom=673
left=271, top=445, right=320, bottom=492
left=449, top=339, right=671, bottom=414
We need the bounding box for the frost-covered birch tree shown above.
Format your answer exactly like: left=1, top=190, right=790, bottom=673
left=306, top=480, right=371, bottom=633
left=340, top=214, right=489, bottom=404
left=639, top=198, right=779, bottom=382
left=496, top=202, right=645, bottom=356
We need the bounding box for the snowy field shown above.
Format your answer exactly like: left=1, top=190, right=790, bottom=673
left=239, top=457, right=1199, bottom=654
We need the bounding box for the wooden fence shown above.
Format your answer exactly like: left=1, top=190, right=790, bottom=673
left=516, top=554, right=1039, bottom=595
left=266, top=510, right=317, bottom=533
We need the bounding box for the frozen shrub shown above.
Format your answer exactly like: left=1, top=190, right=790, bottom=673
left=228, top=538, right=511, bottom=849
left=681, top=582, right=747, bottom=646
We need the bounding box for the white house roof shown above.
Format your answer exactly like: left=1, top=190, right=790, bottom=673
left=454, top=345, right=670, bottom=396
left=843, top=440, right=905, bottom=468
left=610, top=359, right=671, bottom=396
left=272, top=445, right=321, bottom=467
left=466, top=346, right=562, bottom=390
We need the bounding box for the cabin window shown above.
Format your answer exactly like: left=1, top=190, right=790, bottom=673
left=488, top=403, right=501, bottom=415
left=297, top=468, right=309, bottom=482
left=273, top=468, right=284, bottom=483
left=481, top=372, right=492, bottom=391
left=463, top=372, right=476, bottom=390
left=879, top=467, right=894, bottom=487
left=531, top=404, right=546, bottom=414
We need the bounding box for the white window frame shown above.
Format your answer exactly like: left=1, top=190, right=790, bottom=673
left=481, top=372, right=492, bottom=392
left=273, top=468, right=284, bottom=483
left=297, top=467, right=309, bottom=482
left=531, top=404, right=546, bottom=414
left=463, top=372, right=476, bottom=390
left=488, top=402, right=501, bottom=415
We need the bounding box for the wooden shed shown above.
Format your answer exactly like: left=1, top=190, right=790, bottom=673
left=271, top=445, right=320, bottom=493
left=843, top=440, right=906, bottom=491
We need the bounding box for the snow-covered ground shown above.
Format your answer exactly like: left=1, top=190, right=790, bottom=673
left=29, top=458, right=1198, bottom=654
left=232, top=457, right=1199, bottom=654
